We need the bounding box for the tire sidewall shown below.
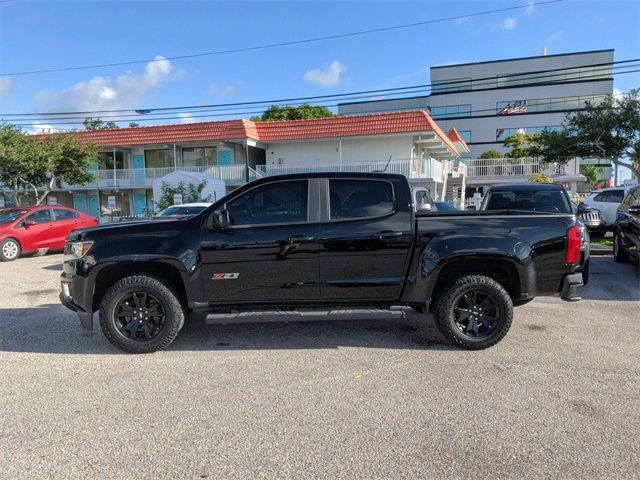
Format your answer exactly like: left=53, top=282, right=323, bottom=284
left=1, top=238, right=21, bottom=261
left=436, top=276, right=513, bottom=349
left=100, top=275, right=184, bottom=353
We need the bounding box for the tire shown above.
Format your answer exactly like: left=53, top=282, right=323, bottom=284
left=0, top=238, right=21, bottom=262
left=613, top=230, right=629, bottom=263
left=434, top=275, right=513, bottom=350
left=99, top=274, right=185, bottom=353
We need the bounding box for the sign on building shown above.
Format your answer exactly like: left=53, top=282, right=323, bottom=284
left=107, top=196, right=116, bottom=209
left=173, top=193, right=183, bottom=205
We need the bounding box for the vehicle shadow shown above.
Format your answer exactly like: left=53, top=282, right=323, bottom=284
left=42, top=264, right=63, bottom=271
left=0, top=303, right=451, bottom=355
left=580, top=256, right=640, bottom=301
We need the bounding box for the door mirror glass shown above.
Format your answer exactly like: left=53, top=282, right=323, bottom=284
left=208, top=209, right=231, bottom=229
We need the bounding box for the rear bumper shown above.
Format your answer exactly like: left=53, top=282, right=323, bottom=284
left=560, top=273, right=583, bottom=301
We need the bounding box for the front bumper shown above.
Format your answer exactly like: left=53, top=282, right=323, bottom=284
left=60, top=274, right=94, bottom=330
left=560, top=273, right=583, bottom=301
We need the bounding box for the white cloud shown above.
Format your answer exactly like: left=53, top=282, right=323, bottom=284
left=501, top=17, right=518, bottom=30
left=27, top=123, right=58, bottom=134
left=525, top=1, right=536, bottom=15
left=454, top=16, right=469, bottom=25
left=178, top=112, right=196, bottom=124
left=0, top=77, right=10, bottom=97
left=208, top=81, right=239, bottom=97
left=36, top=56, right=175, bottom=113
left=304, top=60, right=346, bottom=87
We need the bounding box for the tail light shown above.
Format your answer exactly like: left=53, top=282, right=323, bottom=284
left=566, top=226, right=582, bottom=264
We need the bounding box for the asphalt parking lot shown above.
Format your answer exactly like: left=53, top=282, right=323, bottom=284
left=0, top=254, right=639, bottom=479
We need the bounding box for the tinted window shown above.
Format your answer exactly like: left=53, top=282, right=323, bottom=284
left=0, top=209, right=27, bottom=225
left=26, top=210, right=52, bottom=224
left=330, top=180, right=394, bottom=219
left=415, top=190, right=432, bottom=206
left=593, top=192, right=608, bottom=202
left=227, top=181, right=308, bottom=226
left=434, top=202, right=458, bottom=211
left=608, top=190, right=624, bottom=203
left=482, top=189, right=571, bottom=213
left=53, top=209, right=78, bottom=221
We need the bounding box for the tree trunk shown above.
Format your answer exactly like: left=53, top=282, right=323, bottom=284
left=36, top=177, right=56, bottom=205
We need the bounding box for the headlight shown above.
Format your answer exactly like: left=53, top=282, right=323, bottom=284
left=66, top=241, right=94, bottom=260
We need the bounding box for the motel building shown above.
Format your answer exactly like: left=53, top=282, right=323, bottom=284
left=5, top=111, right=470, bottom=220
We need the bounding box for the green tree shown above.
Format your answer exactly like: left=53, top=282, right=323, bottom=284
left=156, top=180, right=211, bottom=211
left=580, top=164, right=604, bottom=189
left=478, top=149, right=503, bottom=159
left=528, top=171, right=553, bottom=184
left=128, top=122, right=140, bottom=128
left=0, top=125, right=100, bottom=205
left=83, top=117, right=119, bottom=130
left=503, top=132, right=542, bottom=158
left=252, top=103, right=334, bottom=122
left=534, top=89, right=640, bottom=178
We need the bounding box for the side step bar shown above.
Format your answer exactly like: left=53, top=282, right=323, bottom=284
left=204, top=308, right=411, bottom=325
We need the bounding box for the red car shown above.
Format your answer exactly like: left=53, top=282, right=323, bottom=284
left=0, top=205, right=99, bottom=261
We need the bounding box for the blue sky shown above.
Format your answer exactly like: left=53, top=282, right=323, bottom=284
left=0, top=0, right=639, bottom=131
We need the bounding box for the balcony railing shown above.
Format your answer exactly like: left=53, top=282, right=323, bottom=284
left=466, top=158, right=570, bottom=177
left=63, top=164, right=257, bottom=190
left=256, top=158, right=444, bottom=181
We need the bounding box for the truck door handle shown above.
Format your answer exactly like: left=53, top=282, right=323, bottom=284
left=286, top=236, right=315, bottom=243
left=378, top=231, right=403, bottom=239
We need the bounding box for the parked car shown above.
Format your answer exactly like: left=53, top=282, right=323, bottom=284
left=582, top=187, right=626, bottom=230
left=433, top=201, right=459, bottom=212
left=571, top=201, right=607, bottom=237
left=411, top=188, right=458, bottom=212
left=613, top=185, right=640, bottom=263
left=0, top=205, right=99, bottom=261
left=479, top=183, right=590, bottom=284
left=60, top=173, right=586, bottom=353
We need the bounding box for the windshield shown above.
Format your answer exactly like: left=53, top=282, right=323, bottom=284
left=0, top=209, right=27, bottom=225
left=157, top=205, right=207, bottom=216
left=481, top=189, right=571, bottom=213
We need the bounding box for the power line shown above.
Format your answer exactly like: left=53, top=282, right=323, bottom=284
left=3, top=57, right=635, bottom=119
left=0, top=0, right=566, bottom=77
left=11, top=81, right=637, bottom=129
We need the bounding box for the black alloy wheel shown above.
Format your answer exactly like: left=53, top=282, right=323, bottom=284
left=114, top=291, right=166, bottom=341
left=452, top=289, right=500, bottom=338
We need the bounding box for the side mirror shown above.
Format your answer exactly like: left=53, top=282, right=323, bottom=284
left=466, top=205, right=477, bottom=211
left=416, top=202, right=432, bottom=212
left=207, top=208, right=231, bottom=230
left=23, top=220, right=37, bottom=228
left=577, top=202, right=591, bottom=214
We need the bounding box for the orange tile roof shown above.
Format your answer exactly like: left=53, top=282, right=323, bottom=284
left=41, top=111, right=459, bottom=156
left=446, top=128, right=470, bottom=153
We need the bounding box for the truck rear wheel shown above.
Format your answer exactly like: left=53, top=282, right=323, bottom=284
left=434, top=275, right=513, bottom=350
left=99, top=274, right=185, bottom=353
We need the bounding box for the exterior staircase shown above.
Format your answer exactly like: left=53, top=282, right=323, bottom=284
left=443, top=171, right=466, bottom=208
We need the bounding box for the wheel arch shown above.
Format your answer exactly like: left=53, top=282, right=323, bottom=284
left=1, top=237, right=23, bottom=260
left=92, top=261, right=188, bottom=312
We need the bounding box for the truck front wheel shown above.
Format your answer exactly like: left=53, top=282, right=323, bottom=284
left=434, top=275, right=513, bottom=350
left=99, top=274, right=185, bottom=353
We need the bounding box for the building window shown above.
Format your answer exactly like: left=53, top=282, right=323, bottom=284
left=98, top=151, right=128, bottom=170
left=182, top=146, right=218, bottom=167
left=145, top=149, right=174, bottom=168
left=430, top=104, right=471, bottom=119
left=431, top=78, right=472, bottom=93
left=496, top=67, right=612, bottom=89
left=458, top=131, right=472, bottom=143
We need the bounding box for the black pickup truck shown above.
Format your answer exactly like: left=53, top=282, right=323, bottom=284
left=60, top=173, right=586, bottom=353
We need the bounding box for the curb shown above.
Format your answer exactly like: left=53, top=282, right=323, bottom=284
left=590, top=246, right=613, bottom=256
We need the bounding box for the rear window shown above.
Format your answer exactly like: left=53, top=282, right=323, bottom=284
left=482, top=189, right=571, bottom=213
left=329, top=179, right=394, bottom=220
left=53, top=209, right=78, bottom=220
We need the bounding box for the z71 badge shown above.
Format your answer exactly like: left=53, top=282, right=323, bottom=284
left=211, top=273, right=240, bottom=280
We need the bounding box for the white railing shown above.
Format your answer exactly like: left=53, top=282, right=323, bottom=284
left=466, top=158, right=569, bottom=177
left=256, top=158, right=445, bottom=180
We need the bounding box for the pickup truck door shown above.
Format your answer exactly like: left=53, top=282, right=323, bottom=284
left=200, top=179, right=321, bottom=304
left=319, top=178, right=414, bottom=302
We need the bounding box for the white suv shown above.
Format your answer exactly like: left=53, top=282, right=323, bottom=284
left=582, top=188, right=625, bottom=229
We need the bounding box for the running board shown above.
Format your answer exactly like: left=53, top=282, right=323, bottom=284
left=204, top=308, right=410, bottom=325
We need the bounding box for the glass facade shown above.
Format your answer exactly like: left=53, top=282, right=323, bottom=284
left=458, top=130, right=472, bottom=143
left=495, top=126, right=562, bottom=141
left=496, top=95, right=607, bottom=115
left=429, top=104, right=471, bottom=119
left=496, top=65, right=612, bottom=88
left=431, top=78, right=472, bottom=93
